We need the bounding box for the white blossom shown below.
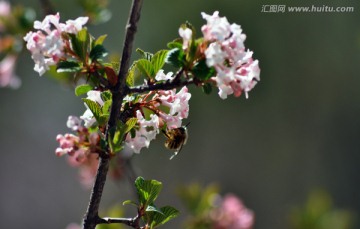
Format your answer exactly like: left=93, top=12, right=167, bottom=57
left=24, top=13, right=88, bottom=76
left=201, top=12, right=260, bottom=99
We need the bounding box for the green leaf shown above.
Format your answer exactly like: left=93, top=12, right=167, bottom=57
left=149, top=206, right=180, bottom=228
left=75, top=84, right=93, bottom=96
left=123, top=200, right=138, bottom=207
left=136, top=59, right=154, bottom=78
left=111, top=61, right=120, bottom=74
left=108, top=126, right=123, bottom=154
left=130, top=128, right=136, bottom=139
left=202, top=83, right=212, bottom=95
left=151, top=50, right=168, bottom=74
left=82, top=98, right=103, bottom=125
left=90, top=44, right=108, bottom=61
left=127, top=61, right=140, bottom=87
left=75, top=28, right=90, bottom=62
left=135, top=177, right=163, bottom=206
left=94, top=34, right=108, bottom=46
left=126, top=67, right=135, bottom=87
left=108, top=118, right=134, bottom=154
left=102, top=100, right=112, bottom=115
left=146, top=205, right=163, bottom=214
left=124, top=118, right=138, bottom=133
left=167, top=39, right=183, bottom=49
left=192, top=59, right=215, bottom=80
left=56, top=61, right=81, bottom=73
left=166, top=48, right=185, bottom=68
left=101, top=91, right=112, bottom=101
left=136, top=48, right=153, bottom=61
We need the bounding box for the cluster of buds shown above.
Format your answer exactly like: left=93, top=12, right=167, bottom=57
left=55, top=116, right=100, bottom=160
left=201, top=11, right=260, bottom=99
left=55, top=116, right=101, bottom=187
left=23, top=13, right=88, bottom=76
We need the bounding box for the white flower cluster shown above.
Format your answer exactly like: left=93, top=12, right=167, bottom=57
left=202, top=11, right=260, bottom=99
left=80, top=87, right=191, bottom=154
left=24, top=13, right=88, bottom=76
left=127, top=86, right=191, bottom=153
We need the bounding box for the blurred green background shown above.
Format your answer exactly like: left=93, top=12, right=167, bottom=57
left=1, top=0, right=360, bottom=228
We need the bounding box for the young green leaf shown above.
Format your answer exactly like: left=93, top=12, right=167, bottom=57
left=135, top=177, right=163, bottom=206
left=102, top=100, right=112, bottom=115
left=146, top=205, right=163, bottom=214
left=136, top=59, right=154, bottom=78
left=123, top=199, right=138, bottom=207
left=202, top=83, right=213, bottom=95
left=82, top=98, right=103, bottom=125
left=148, top=206, right=180, bottom=228
left=130, top=128, right=136, bottom=139
left=108, top=125, right=123, bottom=154
left=124, top=117, right=138, bottom=134
left=166, top=48, right=185, bottom=68
left=192, top=59, right=215, bottom=81
left=126, top=67, right=135, bottom=87
left=151, top=50, right=168, bottom=74
left=94, top=34, right=108, bottom=46
left=111, top=61, right=120, bottom=74
left=101, top=91, right=112, bottom=101
left=167, top=39, right=183, bottom=49
left=136, top=48, right=153, bottom=61
left=75, top=28, right=90, bottom=62
left=75, top=84, right=93, bottom=96
left=57, top=61, right=81, bottom=73
left=90, top=44, right=108, bottom=61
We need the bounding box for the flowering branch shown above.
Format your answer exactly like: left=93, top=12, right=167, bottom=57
left=23, top=1, right=260, bottom=227
left=82, top=0, right=144, bottom=229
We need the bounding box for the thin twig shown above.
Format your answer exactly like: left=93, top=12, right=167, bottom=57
left=126, top=68, right=196, bottom=94
left=99, top=217, right=137, bottom=227
left=82, top=0, right=144, bottom=228
left=127, top=79, right=195, bottom=94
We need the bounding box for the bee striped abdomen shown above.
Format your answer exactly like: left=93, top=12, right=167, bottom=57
left=164, top=127, right=188, bottom=152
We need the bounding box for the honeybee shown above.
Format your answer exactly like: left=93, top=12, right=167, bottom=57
left=163, top=123, right=189, bottom=160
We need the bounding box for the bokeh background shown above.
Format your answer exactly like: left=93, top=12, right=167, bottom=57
left=1, top=0, right=360, bottom=228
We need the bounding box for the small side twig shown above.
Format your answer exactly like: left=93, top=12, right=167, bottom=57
left=99, top=208, right=143, bottom=229
left=99, top=217, right=139, bottom=227
left=127, top=69, right=196, bottom=94
left=127, top=79, right=195, bottom=94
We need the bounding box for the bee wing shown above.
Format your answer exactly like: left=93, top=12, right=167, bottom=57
left=169, top=153, right=177, bottom=160
left=162, top=129, right=171, bottom=139
left=169, top=144, right=184, bottom=160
